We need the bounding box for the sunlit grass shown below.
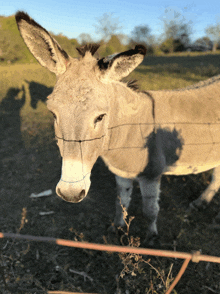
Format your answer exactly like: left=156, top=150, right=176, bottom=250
left=1, top=52, right=220, bottom=147
left=0, top=63, right=56, bottom=147
left=127, top=52, right=220, bottom=91
left=129, top=64, right=213, bottom=91
left=0, top=63, right=56, bottom=100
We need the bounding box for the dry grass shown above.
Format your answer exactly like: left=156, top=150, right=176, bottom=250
left=1, top=52, right=220, bottom=293
left=115, top=200, right=175, bottom=294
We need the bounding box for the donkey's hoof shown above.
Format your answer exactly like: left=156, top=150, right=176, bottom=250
left=143, top=233, right=161, bottom=248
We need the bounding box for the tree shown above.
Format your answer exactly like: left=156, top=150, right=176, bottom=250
left=160, top=7, right=192, bottom=49
left=94, top=13, right=122, bottom=41
left=53, top=34, right=79, bottom=57
left=78, top=33, right=93, bottom=45
left=205, top=22, right=220, bottom=51
left=131, top=25, right=151, bottom=45
left=194, top=37, right=212, bottom=51
left=106, top=35, right=125, bottom=52
left=130, top=25, right=156, bottom=54
left=70, top=38, right=79, bottom=47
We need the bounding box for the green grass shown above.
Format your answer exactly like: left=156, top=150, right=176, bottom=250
left=0, top=63, right=56, bottom=147
left=129, top=51, right=220, bottom=90
left=0, top=63, right=55, bottom=100
left=1, top=52, right=220, bottom=147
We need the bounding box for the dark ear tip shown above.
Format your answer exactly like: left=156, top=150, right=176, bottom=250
left=135, top=45, right=147, bottom=56
left=15, top=11, right=30, bottom=23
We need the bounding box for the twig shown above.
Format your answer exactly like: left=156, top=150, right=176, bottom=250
left=17, top=207, right=28, bottom=233
left=166, top=263, right=174, bottom=290
left=166, top=258, right=191, bottom=294
left=203, top=286, right=220, bottom=293
left=69, top=268, right=93, bottom=282
left=143, top=259, right=166, bottom=286
left=39, top=211, right=54, bottom=216
left=30, top=189, right=52, bottom=198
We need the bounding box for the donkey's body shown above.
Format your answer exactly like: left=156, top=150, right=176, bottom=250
left=16, top=12, right=220, bottom=245
left=152, top=79, right=220, bottom=175
left=103, top=77, right=220, bottom=178
left=100, top=77, right=220, bottom=240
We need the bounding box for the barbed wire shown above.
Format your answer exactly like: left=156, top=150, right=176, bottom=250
left=1, top=231, right=220, bottom=294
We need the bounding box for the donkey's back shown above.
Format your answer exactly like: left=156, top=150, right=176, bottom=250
left=149, top=77, right=220, bottom=175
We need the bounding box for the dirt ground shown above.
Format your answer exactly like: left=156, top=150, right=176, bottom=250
left=1, top=85, right=220, bottom=294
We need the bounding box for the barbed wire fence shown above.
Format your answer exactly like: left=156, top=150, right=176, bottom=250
left=1, top=231, right=220, bottom=294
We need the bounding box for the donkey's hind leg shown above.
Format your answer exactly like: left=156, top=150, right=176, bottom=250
left=114, top=175, right=133, bottom=227
left=138, top=176, right=161, bottom=246
left=190, top=166, right=220, bottom=210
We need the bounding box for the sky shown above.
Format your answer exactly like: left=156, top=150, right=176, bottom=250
left=2, top=0, right=220, bottom=43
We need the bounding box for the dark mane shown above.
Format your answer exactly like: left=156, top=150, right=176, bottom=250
left=76, top=44, right=100, bottom=57
left=76, top=44, right=140, bottom=93
left=127, top=80, right=139, bottom=92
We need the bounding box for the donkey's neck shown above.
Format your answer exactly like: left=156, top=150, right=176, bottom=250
left=108, top=83, right=154, bottom=128
left=102, top=83, right=155, bottom=179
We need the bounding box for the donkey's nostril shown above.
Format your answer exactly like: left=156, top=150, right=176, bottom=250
left=79, top=189, right=85, bottom=200
left=57, top=188, right=62, bottom=197
left=57, top=188, right=66, bottom=199
left=56, top=186, right=86, bottom=203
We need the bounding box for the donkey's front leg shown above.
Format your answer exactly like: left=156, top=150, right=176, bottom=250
left=114, top=175, right=133, bottom=227
left=138, top=176, right=161, bottom=246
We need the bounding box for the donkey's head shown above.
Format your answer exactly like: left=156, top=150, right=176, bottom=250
left=16, top=12, right=146, bottom=203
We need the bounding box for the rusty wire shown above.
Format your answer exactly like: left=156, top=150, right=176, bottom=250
left=1, top=232, right=220, bottom=294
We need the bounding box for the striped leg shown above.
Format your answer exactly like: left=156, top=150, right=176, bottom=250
left=138, top=176, right=161, bottom=246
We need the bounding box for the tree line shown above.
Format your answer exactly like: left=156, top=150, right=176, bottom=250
left=1, top=8, right=220, bottom=64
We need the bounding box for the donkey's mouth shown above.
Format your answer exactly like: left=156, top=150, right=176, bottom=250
left=56, top=188, right=86, bottom=203
left=56, top=160, right=91, bottom=203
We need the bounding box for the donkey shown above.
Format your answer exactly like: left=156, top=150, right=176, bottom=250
left=16, top=12, right=220, bottom=245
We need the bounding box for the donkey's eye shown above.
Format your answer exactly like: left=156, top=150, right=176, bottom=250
left=94, top=114, right=105, bottom=125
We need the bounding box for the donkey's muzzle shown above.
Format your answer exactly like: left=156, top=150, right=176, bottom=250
left=56, top=174, right=91, bottom=203
left=56, top=186, right=86, bottom=203
left=56, top=159, right=91, bottom=203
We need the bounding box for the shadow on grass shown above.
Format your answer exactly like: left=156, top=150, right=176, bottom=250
left=26, top=80, right=53, bottom=109
left=0, top=82, right=54, bottom=155
left=0, top=87, right=25, bottom=156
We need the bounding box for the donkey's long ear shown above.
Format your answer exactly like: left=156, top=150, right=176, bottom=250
left=15, top=11, right=69, bottom=75
left=98, top=45, right=146, bottom=81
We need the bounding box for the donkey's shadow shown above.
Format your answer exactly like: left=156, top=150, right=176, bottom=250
left=26, top=80, right=53, bottom=108
left=0, top=82, right=53, bottom=156
left=0, top=87, right=25, bottom=154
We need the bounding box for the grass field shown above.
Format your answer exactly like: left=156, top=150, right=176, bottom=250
left=1, top=51, right=220, bottom=148
left=1, top=51, right=220, bottom=147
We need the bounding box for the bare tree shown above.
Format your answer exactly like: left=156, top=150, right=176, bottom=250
left=94, top=13, right=123, bottom=41
left=78, top=33, right=93, bottom=45
left=131, top=25, right=151, bottom=45
left=194, top=37, right=212, bottom=50
left=160, top=7, right=192, bottom=48
left=205, top=22, right=220, bottom=51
